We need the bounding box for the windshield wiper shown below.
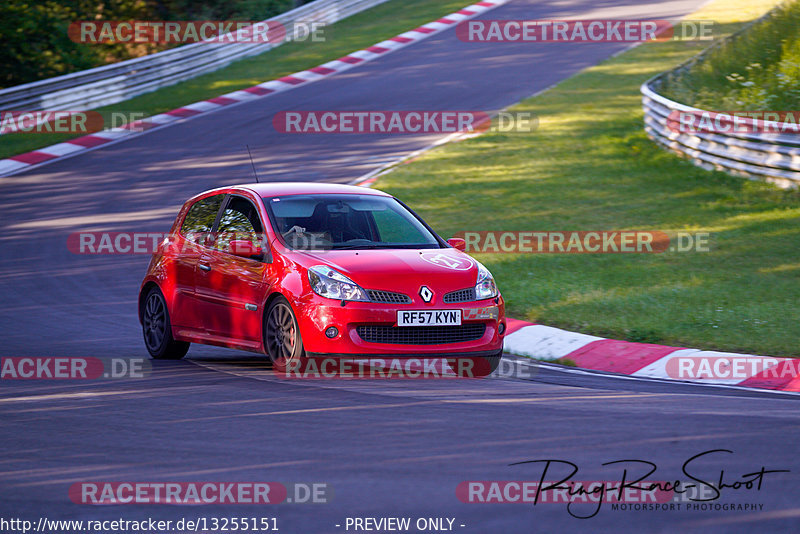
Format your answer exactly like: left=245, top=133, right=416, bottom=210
left=330, top=242, right=441, bottom=250
left=330, top=243, right=387, bottom=250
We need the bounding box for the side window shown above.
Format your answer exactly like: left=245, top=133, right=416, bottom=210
left=215, top=196, right=264, bottom=254
left=372, top=208, right=428, bottom=243
left=181, top=194, right=224, bottom=244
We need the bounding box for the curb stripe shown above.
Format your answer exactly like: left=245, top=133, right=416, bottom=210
left=503, top=324, right=602, bottom=361
left=68, top=135, right=113, bottom=148
left=504, top=318, right=533, bottom=336
left=243, top=86, right=275, bottom=95
left=569, top=339, right=682, bottom=376
left=37, top=143, right=85, bottom=156
left=502, top=319, right=799, bottom=393
left=207, top=96, right=239, bottom=106
left=10, top=151, right=58, bottom=164
left=166, top=108, right=204, bottom=117
left=276, top=76, right=306, bottom=85
left=0, top=159, right=28, bottom=174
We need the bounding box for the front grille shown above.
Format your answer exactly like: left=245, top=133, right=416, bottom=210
left=443, top=288, right=476, bottom=303
left=356, top=324, right=486, bottom=345
left=368, top=290, right=412, bottom=304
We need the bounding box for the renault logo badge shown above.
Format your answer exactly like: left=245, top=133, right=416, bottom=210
left=419, top=286, right=433, bottom=303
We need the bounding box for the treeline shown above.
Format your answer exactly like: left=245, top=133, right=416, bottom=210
left=0, top=0, right=310, bottom=89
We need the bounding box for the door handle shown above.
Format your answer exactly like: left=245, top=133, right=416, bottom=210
left=198, top=263, right=211, bottom=272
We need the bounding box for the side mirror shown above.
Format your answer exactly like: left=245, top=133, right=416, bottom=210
left=447, top=237, right=466, bottom=251
left=229, top=240, right=263, bottom=259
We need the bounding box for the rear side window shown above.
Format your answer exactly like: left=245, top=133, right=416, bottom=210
left=181, top=194, right=224, bottom=243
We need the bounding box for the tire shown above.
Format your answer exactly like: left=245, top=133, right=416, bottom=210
left=142, top=287, right=190, bottom=359
left=264, top=296, right=305, bottom=371
left=447, top=350, right=503, bottom=377
left=484, top=351, right=503, bottom=375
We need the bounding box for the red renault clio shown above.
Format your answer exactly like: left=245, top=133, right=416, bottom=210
left=139, top=182, right=506, bottom=371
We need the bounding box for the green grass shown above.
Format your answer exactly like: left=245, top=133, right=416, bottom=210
left=374, top=0, right=800, bottom=357
left=660, top=0, right=800, bottom=108
left=0, top=0, right=469, bottom=160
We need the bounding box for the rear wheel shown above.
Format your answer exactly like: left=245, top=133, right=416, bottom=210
left=264, top=296, right=305, bottom=371
left=142, top=287, right=190, bottom=359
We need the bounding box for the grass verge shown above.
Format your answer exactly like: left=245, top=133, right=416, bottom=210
left=0, top=0, right=469, bottom=160
left=374, top=0, right=799, bottom=356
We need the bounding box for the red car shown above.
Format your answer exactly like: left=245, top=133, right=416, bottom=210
left=139, top=183, right=506, bottom=372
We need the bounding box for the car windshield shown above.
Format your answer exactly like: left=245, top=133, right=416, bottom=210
left=263, top=194, right=442, bottom=250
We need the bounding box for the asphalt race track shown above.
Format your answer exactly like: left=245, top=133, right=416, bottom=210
left=1, top=0, right=799, bottom=532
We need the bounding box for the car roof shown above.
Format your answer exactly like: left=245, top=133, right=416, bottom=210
left=230, top=182, right=391, bottom=198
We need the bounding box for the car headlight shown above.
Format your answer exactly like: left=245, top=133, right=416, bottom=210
left=308, top=265, right=369, bottom=302
left=475, top=261, right=498, bottom=300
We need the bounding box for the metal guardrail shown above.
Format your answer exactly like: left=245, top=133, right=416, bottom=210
left=0, top=0, right=391, bottom=113
left=641, top=81, right=800, bottom=189
left=640, top=6, right=800, bottom=189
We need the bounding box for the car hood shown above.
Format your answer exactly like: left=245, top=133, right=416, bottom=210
left=293, top=248, right=479, bottom=294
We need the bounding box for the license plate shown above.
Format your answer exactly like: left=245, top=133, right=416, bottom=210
left=397, top=310, right=462, bottom=326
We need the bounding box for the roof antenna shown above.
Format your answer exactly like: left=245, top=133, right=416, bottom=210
left=246, top=144, right=261, bottom=183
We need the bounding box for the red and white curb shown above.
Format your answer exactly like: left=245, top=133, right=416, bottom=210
left=0, top=0, right=509, bottom=178
left=503, top=319, right=800, bottom=393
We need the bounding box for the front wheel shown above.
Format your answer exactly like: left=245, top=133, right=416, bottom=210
left=264, top=296, right=305, bottom=371
left=447, top=350, right=503, bottom=377
left=142, top=287, right=190, bottom=359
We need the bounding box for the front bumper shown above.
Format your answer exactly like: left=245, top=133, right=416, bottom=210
left=293, top=294, right=506, bottom=356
